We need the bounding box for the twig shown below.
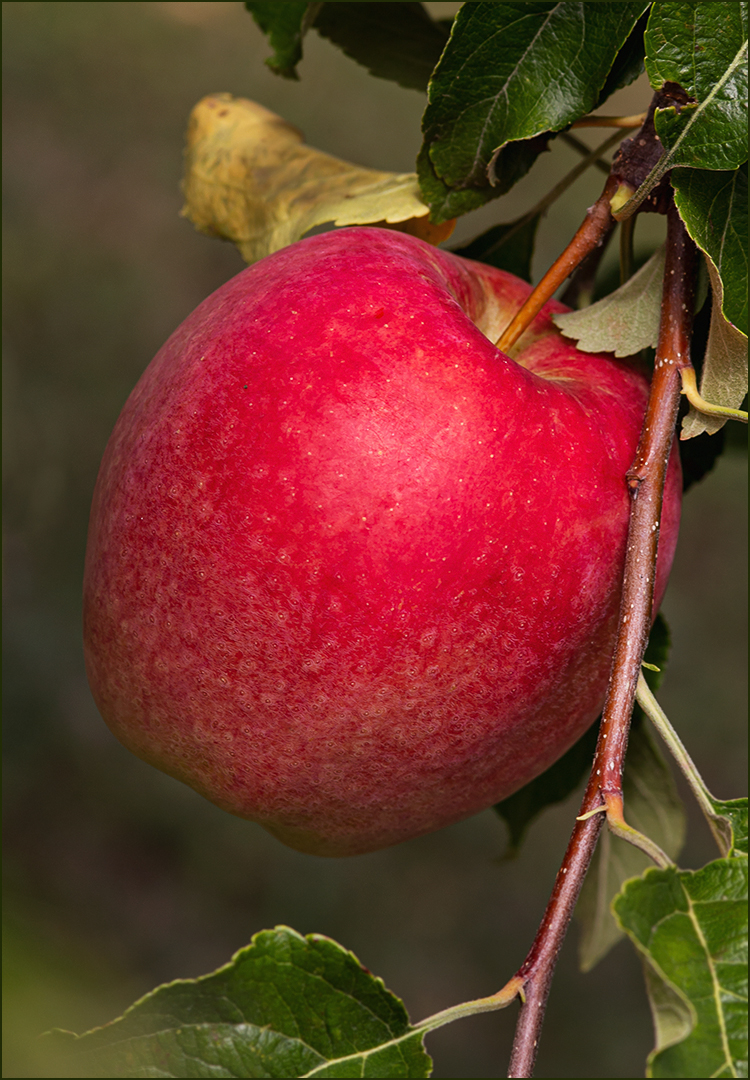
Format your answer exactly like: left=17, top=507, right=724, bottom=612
left=458, top=131, right=623, bottom=281
left=505, top=203, right=698, bottom=1078
left=558, top=221, right=615, bottom=310
left=502, top=130, right=625, bottom=251
left=531, top=130, right=625, bottom=219
left=559, top=131, right=613, bottom=176
left=572, top=112, right=647, bottom=128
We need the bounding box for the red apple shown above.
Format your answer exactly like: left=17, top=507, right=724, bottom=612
left=83, top=227, right=681, bottom=856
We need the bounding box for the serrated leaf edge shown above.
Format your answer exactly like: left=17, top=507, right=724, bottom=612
left=45, top=926, right=405, bottom=1046
left=614, top=865, right=747, bottom=1078
left=553, top=244, right=665, bottom=356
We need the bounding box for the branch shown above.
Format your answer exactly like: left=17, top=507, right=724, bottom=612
left=505, top=203, right=698, bottom=1078
left=571, top=112, right=647, bottom=128
left=528, top=129, right=625, bottom=222
left=560, top=131, right=621, bottom=176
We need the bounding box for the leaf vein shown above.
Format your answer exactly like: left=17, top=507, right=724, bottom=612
left=683, top=884, right=738, bottom=1078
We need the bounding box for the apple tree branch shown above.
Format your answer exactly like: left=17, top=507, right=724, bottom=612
left=502, top=203, right=698, bottom=1078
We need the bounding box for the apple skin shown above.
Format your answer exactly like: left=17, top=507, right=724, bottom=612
left=83, top=227, right=681, bottom=856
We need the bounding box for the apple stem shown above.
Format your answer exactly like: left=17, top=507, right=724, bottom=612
left=498, top=130, right=625, bottom=272
left=505, top=203, right=697, bottom=1079
left=559, top=219, right=616, bottom=310
left=495, top=174, right=619, bottom=354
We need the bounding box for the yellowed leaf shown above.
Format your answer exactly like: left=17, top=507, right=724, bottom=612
left=181, top=94, right=453, bottom=263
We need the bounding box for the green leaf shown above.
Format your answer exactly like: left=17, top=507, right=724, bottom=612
left=595, top=8, right=648, bottom=105
left=681, top=255, right=749, bottom=439
left=673, top=163, right=748, bottom=439
left=673, top=163, right=748, bottom=336
left=418, top=1, right=649, bottom=221
left=494, top=722, right=599, bottom=855
left=43, top=926, right=433, bottom=1078
left=554, top=244, right=666, bottom=357
left=246, top=2, right=450, bottom=90
left=644, top=1, right=749, bottom=171
left=577, top=715, right=686, bottom=972
left=312, top=3, right=449, bottom=93
left=451, top=213, right=541, bottom=283
left=613, top=859, right=748, bottom=1078
left=706, top=798, right=749, bottom=860
left=245, top=1, right=316, bottom=80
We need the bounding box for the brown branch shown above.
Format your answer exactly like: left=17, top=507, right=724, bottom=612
left=496, top=173, right=619, bottom=353
left=506, top=203, right=698, bottom=1078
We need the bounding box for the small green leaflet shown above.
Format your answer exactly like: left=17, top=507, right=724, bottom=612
left=577, top=716, right=686, bottom=972
left=643, top=612, right=673, bottom=696
left=644, top=1, right=748, bottom=172
left=613, top=859, right=748, bottom=1078
left=44, top=927, right=433, bottom=1078
left=418, top=1, right=649, bottom=221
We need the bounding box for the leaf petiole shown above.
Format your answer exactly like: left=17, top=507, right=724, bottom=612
left=635, top=672, right=737, bottom=856
left=577, top=795, right=674, bottom=868
left=414, top=975, right=525, bottom=1034
left=601, top=792, right=673, bottom=869
left=680, top=366, right=749, bottom=423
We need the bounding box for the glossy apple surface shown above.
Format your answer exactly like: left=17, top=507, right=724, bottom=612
left=83, top=227, right=681, bottom=856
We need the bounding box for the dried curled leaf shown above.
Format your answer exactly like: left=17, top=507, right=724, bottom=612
left=181, top=94, right=452, bottom=264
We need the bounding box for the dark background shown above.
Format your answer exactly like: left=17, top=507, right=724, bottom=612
left=3, top=4, right=747, bottom=1077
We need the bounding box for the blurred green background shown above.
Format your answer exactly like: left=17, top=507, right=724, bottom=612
left=3, top=4, right=747, bottom=1077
